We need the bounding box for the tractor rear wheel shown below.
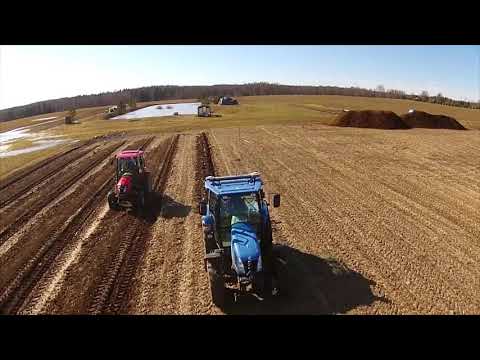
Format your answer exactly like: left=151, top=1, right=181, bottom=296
left=253, top=271, right=274, bottom=299
left=143, top=177, right=151, bottom=207
left=137, top=191, right=145, bottom=209
left=207, top=262, right=225, bottom=307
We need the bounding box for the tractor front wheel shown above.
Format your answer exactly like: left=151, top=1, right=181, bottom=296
left=107, top=191, right=120, bottom=210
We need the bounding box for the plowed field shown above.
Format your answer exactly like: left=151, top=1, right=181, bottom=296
left=1, top=124, right=479, bottom=314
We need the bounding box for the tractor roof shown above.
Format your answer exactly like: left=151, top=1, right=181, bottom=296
left=116, top=150, right=144, bottom=159
left=205, top=172, right=263, bottom=195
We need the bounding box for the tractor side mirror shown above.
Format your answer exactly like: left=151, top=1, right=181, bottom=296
left=272, top=194, right=281, bottom=208
left=199, top=201, right=207, bottom=215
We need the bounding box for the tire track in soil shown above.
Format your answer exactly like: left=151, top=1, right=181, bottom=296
left=0, top=137, right=154, bottom=314
left=0, top=140, right=135, bottom=262
left=0, top=140, right=90, bottom=191
left=256, top=127, right=454, bottom=313
left=0, top=136, right=154, bottom=244
left=213, top=130, right=340, bottom=314
left=212, top=128, right=405, bottom=314
left=0, top=140, right=126, bottom=289
left=22, top=203, right=111, bottom=314
left=0, top=141, right=125, bottom=245
left=0, top=133, right=120, bottom=189
left=208, top=131, right=232, bottom=175
left=216, top=126, right=480, bottom=314
left=38, top=136, right=163, bottom=314
left=194, top=132, right=331, bottom=315
left=0, top=142, right=100, bottom=208
left=129, top=133, right=217, bottom=314
left=128, top=135, right=190, bottom=314
left=187, top=132, right=221, bottom=314
left=86, top=135, right=179, bottom=315
left=176, top=133, right=216, bottom=314
left=156, top=133, right=212, bottom=314
left=0, top=177, right=113, bottom=314
left=18, top=137, right=155, bottom=314
left=262, top=126, right=480, bottom=312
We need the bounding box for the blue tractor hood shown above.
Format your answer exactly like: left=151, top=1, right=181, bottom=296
left=231, top=221, right=261, bottom=277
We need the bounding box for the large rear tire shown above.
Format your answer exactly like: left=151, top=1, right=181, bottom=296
left=253, top=270, right=274, bottom=299
left=137, top=191, right=145, bottom=209
left=207, top=263, right=225, bottom=308
left=259, top=219, right=277, bottom=297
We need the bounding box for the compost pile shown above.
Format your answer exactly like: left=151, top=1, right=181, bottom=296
left=333, top=110, right=409, bottom=130
left=400, top=111, right=466, bottom=130
left=332, top=110, right=467, bottom=130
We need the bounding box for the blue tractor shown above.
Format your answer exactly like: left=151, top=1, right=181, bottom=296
left=198, top=172, right=281, bottom=307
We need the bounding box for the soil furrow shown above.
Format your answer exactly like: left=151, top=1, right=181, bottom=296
left=0, top=141, right=125, bottom=244
left=87, top=135, right=179, bottom=314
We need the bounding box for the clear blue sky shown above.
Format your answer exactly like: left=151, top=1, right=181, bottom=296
left=0, top=45, right=478, bottom=110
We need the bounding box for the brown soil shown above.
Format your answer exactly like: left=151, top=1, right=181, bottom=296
left=208, top=124, right=480, bottom=314
left=401, top=111, right=466, bottom=130
left=125, top=133, right=213, bottom=315
left=2, top=123, right=479, bottom=315
left=0, top=136, right=154, bottom=314
left=333, top=110, right=409, bottom=129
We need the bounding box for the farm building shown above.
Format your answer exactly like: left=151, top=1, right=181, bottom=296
left=218, top=96, right=239, bottom=105
left=106, top=106, right=118, bottom=114
left=197, top=105, right=212, bottom=117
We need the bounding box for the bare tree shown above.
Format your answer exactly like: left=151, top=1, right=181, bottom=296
left=375, top=85, right=385, bottom=97
left=128, top=97, right=137, bottom=110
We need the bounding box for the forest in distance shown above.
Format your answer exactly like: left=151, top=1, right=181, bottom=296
left=1, top=82, right=478, bottom=122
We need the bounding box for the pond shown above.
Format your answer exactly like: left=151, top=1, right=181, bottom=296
left=111, top=102, right=201, bottom=120
left=0, top=139, right=72, bottom=158
left=0, top=121, right=72, bottom=158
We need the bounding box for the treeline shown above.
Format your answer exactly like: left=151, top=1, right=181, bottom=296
left=1, top=82, right=478, bottom=122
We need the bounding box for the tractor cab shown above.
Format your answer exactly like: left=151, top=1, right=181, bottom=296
left=108, top=150, right=151, bottom=211
left=114, top=150, right=145, bottom=180
left=198, top=172, right=281, bottom=306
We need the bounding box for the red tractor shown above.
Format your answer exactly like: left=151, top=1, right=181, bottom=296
left=107, top=150, right=151, bottom=211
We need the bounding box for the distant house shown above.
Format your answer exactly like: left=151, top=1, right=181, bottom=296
left=218, top=96, right=239, bottom=105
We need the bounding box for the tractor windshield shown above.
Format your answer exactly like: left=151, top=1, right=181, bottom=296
left=218, top=193, right=260, bottom=228
left=118, top=157, right=138, bottom=175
